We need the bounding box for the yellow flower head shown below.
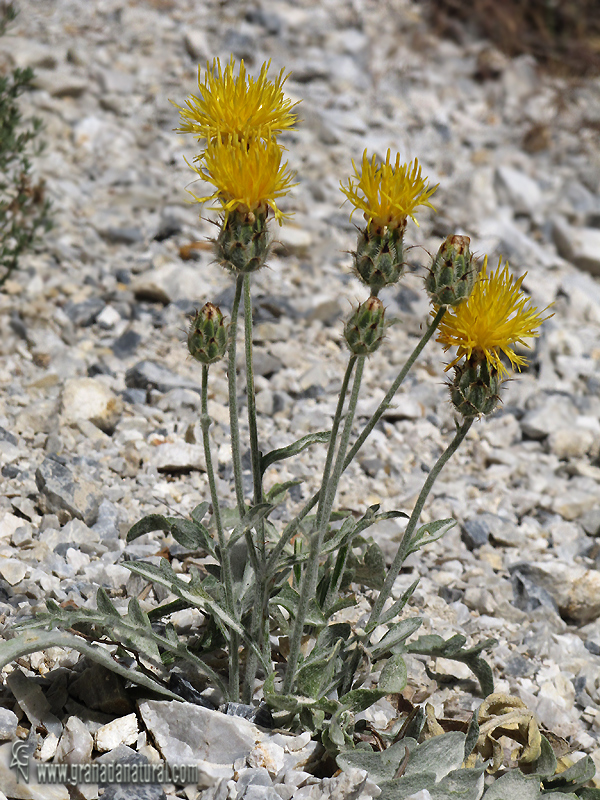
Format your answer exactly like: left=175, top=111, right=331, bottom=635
left=174, top=57, right=299, bottom=144
left=340, top=150, right=438, bottom=230
left=436, top=257, right=552, bottom=378
left=190, top=136, right=296, bottom=224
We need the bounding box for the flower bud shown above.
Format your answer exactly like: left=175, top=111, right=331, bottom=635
left=188, top=303, right=229, bottom=364
left=344, top=296, right=386, bottom=356
left=216, top=207, right=270, bottom=273
left=352, top=225, right=405, bottom=292
left=425, top=234, right=476, bottom=307
left=450, top=354, right=501, bottom=417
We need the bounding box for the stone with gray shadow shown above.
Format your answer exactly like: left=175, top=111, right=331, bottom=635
left=69, top=662, right=133, bottom=716
left=95, top=745, right=167, bottom=800
left=552, top=217, right=600, bottom=276
left=510, top=561, right=600, bottom=623
left=461, top=518, right=489, bottom=550
left=579, top=507, right=600, bottom=536
left=91, top=499, right=121, bottom=540
left=125, top=360, right=200, bottom=394
left=138, top=700, right=262, bottom=786
left=6, top=669, right=63, bottom=739
left=0, top=740, right=69, bottom=800
left=520, top=397, right=579, bottom=439
left=495, top=165, right=542, bottom=215
left=0, top=707, right=17, bottom=740
left=63, top=297, right=105, bottom=327
left=35, top=457, right=100, bottom=526
left=54, top=716, right=93, bottom=763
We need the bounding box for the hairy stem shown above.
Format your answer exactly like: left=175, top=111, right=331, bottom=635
left=368, top=416, right=475, bottom=626
left=282, top=356, right=361, bottom=695
left=228, top=274, right=246, bottom=519
left=201, top=365, right=239, bottom=699
left=268, top=308, right=446, bottom=574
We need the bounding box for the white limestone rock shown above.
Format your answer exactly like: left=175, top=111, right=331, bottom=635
left=61, top=378, right=123, bottom=434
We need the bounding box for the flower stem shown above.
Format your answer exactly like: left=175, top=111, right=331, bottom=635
left=367, top=415, right=474, bottom=627
left=201, top=365, right=239, bottom=700
left=241, top=273, right=269, bottom=703
left=243, top=273, right=265, bottom=554
left=228, top=274, right=246, bottom=519
left=342, top=306, right=446, bottom=473
left=282, top=355, right=363, bottom=695
left=267, top=308, right=446, bottom=574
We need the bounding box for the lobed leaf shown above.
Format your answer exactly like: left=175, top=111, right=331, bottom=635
left=126, top=513, right=216, bottom=556
left=407, top=518, right=456, bottom=555
left=261, top=431, right=331, bottom=473
left=0, top=630, right=181, bottom=701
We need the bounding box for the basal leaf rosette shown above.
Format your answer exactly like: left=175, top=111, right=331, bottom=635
left=340, top=150, right=438, bottom=293
left=436, top=257, right=552, bottom=416
left=174, top=57, right=299, bottom=146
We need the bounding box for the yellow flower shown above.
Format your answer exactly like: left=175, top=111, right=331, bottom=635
left=436, top=257, right=552, bottom=378
left=190, top=136, right=296, bottom=224
left=174, top=57, right=299, bottom=144
left=340, top=150, right=438, bottom=230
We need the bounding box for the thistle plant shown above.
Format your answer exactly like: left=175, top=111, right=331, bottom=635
left=1, top=58, right=552, bottom=758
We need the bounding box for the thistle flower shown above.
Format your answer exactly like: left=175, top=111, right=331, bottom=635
left=174, top=57, right=299, bottom=145
left=436, top=257, right=552, bottom=379
left=340, top=150, right=438, bottom=232
left=190, top=136, right=296, bottom=224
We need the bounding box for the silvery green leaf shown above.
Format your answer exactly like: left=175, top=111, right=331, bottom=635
left=352, top=541, right=386, bottom=590
left=542, top=754, right=596, bottom=792
left=338, top=688, right=386, bottom=713
left=126, top=513, right=215, bottom=556
left=265, top=479, right=303, bottom=504
left=261, top=431, right=331, bottom=472
left=324, top=595, right=357, bottom=615
left=96, top=587, right=119, bottom=617
left=407, top=518, right=456, bottom=555
left=191, top=502, right=210, bottom=525
left=337, top=739, right=417, bottom=785
left=227, top=503, right=273, bottom=549
left=377, top=773, right=437, bottom=800
left=406, top=634, right=496, bottom=697
left=431, top=764, right=485, bottom=800
left=527, top=735, right=557, bottom=778
left=169, top=518, right=214, bottom=553
left=403, top=731, right=466, bottom=782
left=321, top=515, right=357, bottom=554
left=482, top=770, right=542, bottom=799
left=271, top=584, right=326, bottom=625
left=127, top=514, right=171, bottom=541
left=317, top=623, right=352, bottom=650
left=379, top=654, right=407, bottom=694
left=464, top=706, right=480, bottom=760
left=0, top=630, right=181, bottom=701
left=368, top=579, right=420, bottom=633
left=124, top=558, right=269, bottom=672
left=370, top=617, right=423, bottom=658
left=263, top=674, right=320, bottom=712
left=296, top=639, right=342, bottom=699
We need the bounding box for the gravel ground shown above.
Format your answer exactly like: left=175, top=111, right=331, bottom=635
left=1, top=1, right=600, bottom=798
